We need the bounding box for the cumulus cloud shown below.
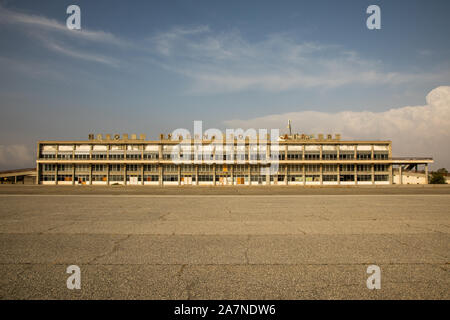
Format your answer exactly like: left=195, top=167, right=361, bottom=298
left=224, top=86, right=450, bottom=169
left=0, top=144, right=34, bottom=170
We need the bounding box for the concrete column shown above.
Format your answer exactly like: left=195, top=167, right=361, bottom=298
left=178, top=165, right=181, bottom=186
left=302, top=164, right=306, bottom=186
left=159, top=164, right=163, bottom=186
left=231, top=165, right=234, bottom=185
left=107, top=164, right=110, bottom=186
left=141, top=164, right=144, bottom=185
left=284, top=165, right=288, bottom=185
left=284, top=145, right=288, bottom=161
left=266, top=166, right=270, bottom=185
left=371, top=145, right=374, bottom=160
left=158, top=144, right=163, bottom=161
left=371, top=163, right=375, bottom=185
left=399, top=165, right=403, bottom=185
left=123, top=164, right=127, bottom=186
left=248, top=165, right=252, bottom=186
left=89, top=164, right=92, bottom=185
left=36, top=142, right=41, bottom=185
left=55, top=164, right=58, bottom=185
left=14, top=175, right=17, bottom=184
left=337, top=164, right=340, bottom=185
left=302, top=144, right=305, bottom=160
left=425, top=164, right=429, bottom=184
left=72, top=164, right=75, bottom=185
left=213, top=164, right=216, bottom=186
left=389, top=164, right=393, bottom=184
left=320, top=163, right=323, bottom=185
left=195, top=165, right=199, bottom=185
left=36, top=163, right=40, bottom=185
left=319, top=145, right=323, bottom=160
left=354, top=164, right=357, bottom=185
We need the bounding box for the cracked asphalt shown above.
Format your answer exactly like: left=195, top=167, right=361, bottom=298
left=0, top=185, right=449, bottom=299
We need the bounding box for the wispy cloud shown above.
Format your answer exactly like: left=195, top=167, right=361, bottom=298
left=43, top=39, right=120, bottom=67
left=0, top=5, right=126, bottom=46
left=224, top=86, right=450, bottom=169
left=146, top=27, right=448, bottom=94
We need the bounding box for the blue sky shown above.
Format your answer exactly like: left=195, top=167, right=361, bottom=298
left=0, top=0, right=449, bottom=169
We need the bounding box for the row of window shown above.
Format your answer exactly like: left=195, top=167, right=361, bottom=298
left=42, top=164, right=390, bottom=173
left=41, top=174, right=390, bottom=183
left=40, top=152, right=389, bottom=160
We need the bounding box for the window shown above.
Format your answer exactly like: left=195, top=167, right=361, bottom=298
left=339, top=152, right=354, bottom=160
left=357, top=152, right=371, bottom=160
left=305, top=153, right=320, bottom=160
left=323, top=153, right=337, bottom=160
left=126, top=153, right=142, bottom=160
left=340, top=174, right=355, bottom=181
left=305, top=175, right=320, bottom=182
left=289, top=164, right=303, bottom=172
left=57, top=164, right=72, bottom=172
left=93, top=164, right=107, bottom=172
left=74, top=153, right=89, bottom=159
left=143, top=153, right=159, bottom=160
left=109, top=153, right=124, bottom=160
left=164, top=165, right=178, bottom=172
left=374, top=152, right=388, bottom=160
left=357, top=165, right=371, bottom=171
left=57, top=153, right=73, bottom=160
left=163, top=175, right=178, bottom=181
left=92, top=175, right=107, bottom=181
left=287, top=152, right=302, bottom=160
left=144, top=175, right=159, bottom=181
left=144, top=164, right=158, bottom=172
left=92, top=153, right=107, bottom=160
left=323, top=175, right=338, bottom=181
left=40, top=153, right=56, bottom=159
left=357, top=175, right=372, bottom=181
left=43, top=164, right=56, bottom=171
left=305, top=164, right=320, bottom=172
left=323, top=164, right=337, bottom=172
left=109, top=164, right=122, bottom=172
left=198, top=175, right=213, bottom=182
left=109, top=175, right=124, bottom=181
left=126, top=164, right=140, bottom=171
left=57, top=174, right=72, bottom=181
left=42, top=175, right=55, bottom=181
left=375, top=175, right=388, bottom=181
left=340, top=164, right=355, bottom=172
left=374, top=164, right=388, bottom=172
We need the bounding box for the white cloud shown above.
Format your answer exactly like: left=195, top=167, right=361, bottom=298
left=0, top=5, right=126, bottom=46
left=147, top=27, right=448, bottom=94
left=0, top=144, right=34, bottom=169
left=224, top=86, right=450, bottom=169
left=43, top=40, right=120, bottom=67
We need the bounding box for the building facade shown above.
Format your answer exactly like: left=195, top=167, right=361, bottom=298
left=36, top=133, right=433, bottom=186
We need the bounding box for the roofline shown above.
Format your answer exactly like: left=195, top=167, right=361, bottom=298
left=37, top=140, right=392, bottom=145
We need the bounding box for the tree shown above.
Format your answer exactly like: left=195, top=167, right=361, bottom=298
left=430, top=168, right=448, bottom=184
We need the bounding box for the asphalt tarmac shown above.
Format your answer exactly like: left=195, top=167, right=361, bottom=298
left=0, top=185, right=449, bottom=299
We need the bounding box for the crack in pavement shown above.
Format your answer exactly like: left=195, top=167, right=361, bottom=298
left=88, top=234, right=132, bottom=264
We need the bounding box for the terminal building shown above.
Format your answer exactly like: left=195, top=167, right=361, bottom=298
left=35, top=132, right=433, bottom=186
